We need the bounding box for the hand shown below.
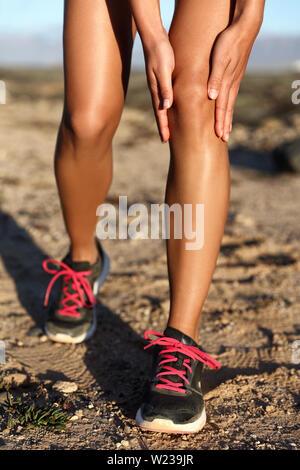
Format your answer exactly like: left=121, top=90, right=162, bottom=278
left=207, top=19, right=262, bottom=142
left=143, top=31, right=175, bottom=143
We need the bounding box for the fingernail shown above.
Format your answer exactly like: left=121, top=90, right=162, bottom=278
left=163, top=99, right=170, bottom=109
left=223, top=133, right=229, bottom=142
left=208, top=89, right=218, bottom=100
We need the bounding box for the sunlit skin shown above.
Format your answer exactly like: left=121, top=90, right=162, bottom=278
left=55, top=0, right=265, bottom=342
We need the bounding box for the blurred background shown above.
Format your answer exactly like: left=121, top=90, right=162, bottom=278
left=0, top=0, right=299, bottom=451
left=0, top=0, right=300, bottom=70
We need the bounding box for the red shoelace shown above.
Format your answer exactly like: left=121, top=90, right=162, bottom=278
left=43, top=259, right=96, bottom=318
left=144, top=331, right=221, bottom=394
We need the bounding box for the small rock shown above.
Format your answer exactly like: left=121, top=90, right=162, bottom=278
left=116, top=442, right=122, bottom=448
left=3, top=372, right=29, bottom=389
left=88, top=403, right=94, bottom=409
left=266, top=405, right=274, bottom=413
left=53, top=381, right=78, bottom=394
left=70, top=415, right=79, bottom=421
left=2, top=428, right=10, bottom=435
left=221, top=444, right=229, bottom=450
left=121, top=440, right=130, bottom=448
left=75, top=410, right=83, bottom=419
left=39, top=335, right=48, bottom=343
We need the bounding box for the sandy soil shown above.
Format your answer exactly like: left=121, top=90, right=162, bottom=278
left=0, top=70, right=299, bottom=450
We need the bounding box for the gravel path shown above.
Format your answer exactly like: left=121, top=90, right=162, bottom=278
left=0, top=71, right=299, bottom=450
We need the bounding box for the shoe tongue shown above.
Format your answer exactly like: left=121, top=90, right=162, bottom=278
left=163, top=327, right=198, bottom=347
left=155, top=327, right=199, bottom=389
left=69, top=260, right=91, bottom=272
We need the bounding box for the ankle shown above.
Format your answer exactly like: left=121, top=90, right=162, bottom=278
left=167, top=322, right=199, bottom=344
left=71, top=241, right=98, bottom=264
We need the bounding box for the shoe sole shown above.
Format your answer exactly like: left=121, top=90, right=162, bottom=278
left=135, top=407, right=206, bottom=434
left=45, top=249, right=110, bottom=344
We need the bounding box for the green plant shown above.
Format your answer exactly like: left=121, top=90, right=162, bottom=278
left=3, top=392, right=69, bottom=431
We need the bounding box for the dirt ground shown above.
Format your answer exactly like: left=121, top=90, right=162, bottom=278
left=0, top=69, right=299, bottom=450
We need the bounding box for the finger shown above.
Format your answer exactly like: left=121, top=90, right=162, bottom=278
left=147, top=72, right=170, bottom=142
left=215, top=80, right=231, bottom=138
left=155, top=66, right=174, bottom=110
left=208, top=52, right=231, bottom=100
left=156, top=67, right=173, bottom=141
left=157, top=108, right=170, bottom=142
left=222, top=83, right=239, bottom=142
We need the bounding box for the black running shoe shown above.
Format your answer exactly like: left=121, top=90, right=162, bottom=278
left=43, top=240, right=110, bottom=344
left=136, top=327, right=220, bottom=434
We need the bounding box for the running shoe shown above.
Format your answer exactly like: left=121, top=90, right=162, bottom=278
left=43, top=240, right=110, bottom=344
left=136, top=327, right=220, bottom=434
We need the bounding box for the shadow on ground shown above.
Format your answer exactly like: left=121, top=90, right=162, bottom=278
left=229, top=147, right=278, bottom=173
left=0, top=210, right=293, bottom=420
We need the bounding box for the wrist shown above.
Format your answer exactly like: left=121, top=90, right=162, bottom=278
left=140, top=26, right=169, bottom=52
left=232, top=0, right=265, bottom=37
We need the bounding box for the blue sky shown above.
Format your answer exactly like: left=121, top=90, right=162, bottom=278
left=0, top=0, right=300, bottom=36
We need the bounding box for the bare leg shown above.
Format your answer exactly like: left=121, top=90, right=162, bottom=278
left=166, top=0, right=232, bottom=341
left=55, top=0, right=136, bottom=263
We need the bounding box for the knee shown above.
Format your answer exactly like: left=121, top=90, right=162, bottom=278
left=171, top=67, right=213, bottom=123
left=63, top=106, right=120, bottom=143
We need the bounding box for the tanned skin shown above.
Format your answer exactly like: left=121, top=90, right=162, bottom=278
left=55, top=0, right=265, bottom=341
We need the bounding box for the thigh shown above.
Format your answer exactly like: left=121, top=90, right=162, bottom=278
left=63, top=0, right=136, bottom=117
left=170, top=0, right=233, bottom=82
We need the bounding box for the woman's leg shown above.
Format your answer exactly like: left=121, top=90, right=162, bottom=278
left=165, top=0, right=232, bottom=342
left=55, top=0, right=136, bottom=263
left=136, top=0, right=232, bottom=433
left=43, top=0, right=136, bottom=344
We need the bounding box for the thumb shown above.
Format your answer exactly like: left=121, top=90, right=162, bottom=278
left=208, top=53, right=230, bottom=100
left=156, top=67, right=173, bottom=110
